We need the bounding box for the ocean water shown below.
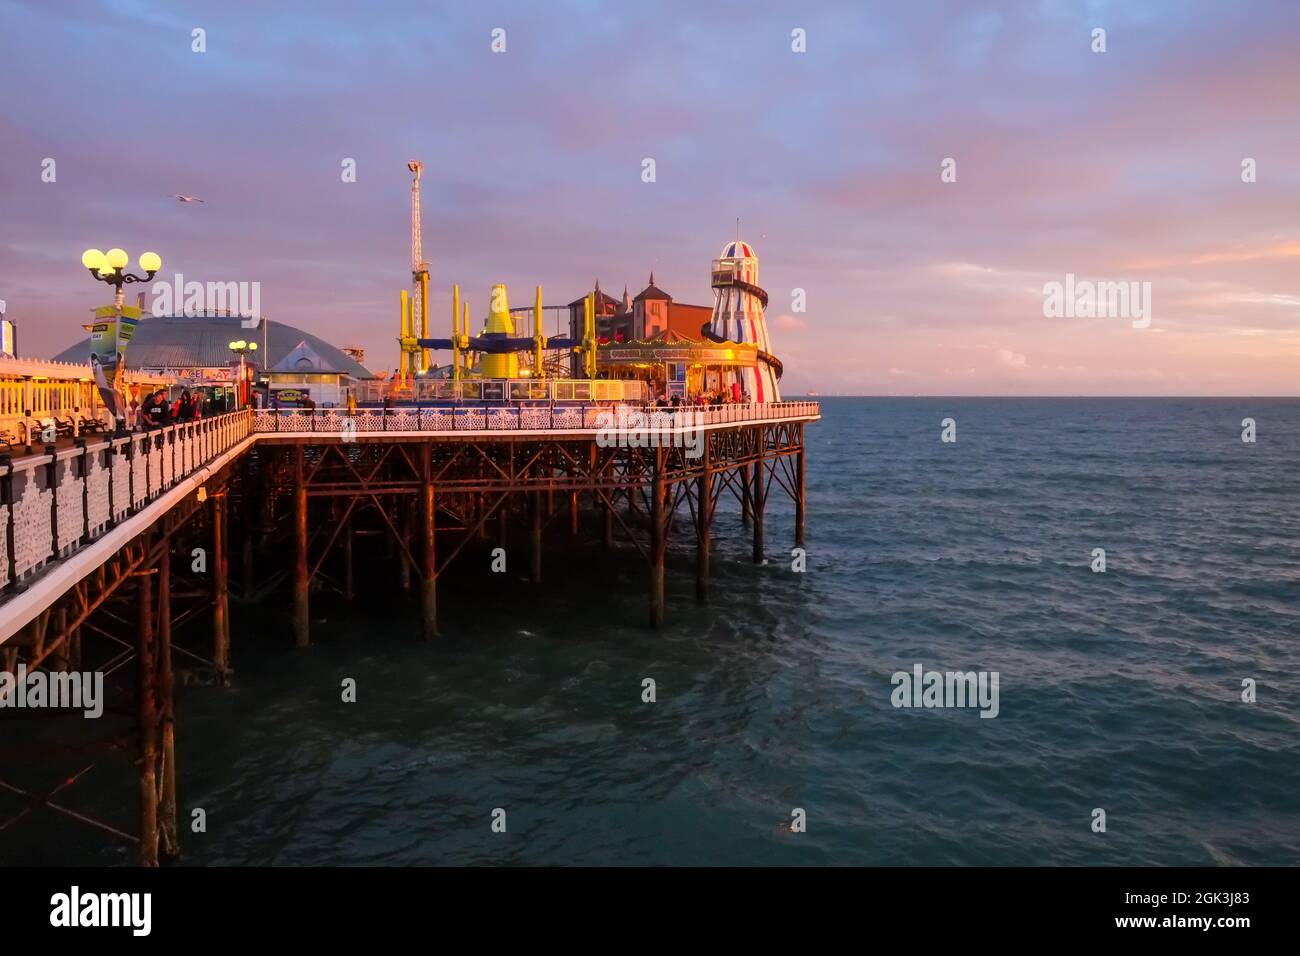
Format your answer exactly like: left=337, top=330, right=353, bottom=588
left=7, top=398, right=1299, bottom=866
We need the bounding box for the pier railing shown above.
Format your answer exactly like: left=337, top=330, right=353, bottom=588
left=0, top=410, right=253, bottom=591
left=252, top=401, right=821, bottom=433
left=354, top=377, right=651, bottom=405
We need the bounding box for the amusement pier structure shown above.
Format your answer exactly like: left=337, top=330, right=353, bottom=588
left=0, top=176, right=817, bottom=866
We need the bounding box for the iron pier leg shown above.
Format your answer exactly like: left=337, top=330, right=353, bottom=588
left=498, top=497, right=509, bottom=551
left=603, top=495, right=614, bottom=550
left=650, top=447, right=666, bottom=628
left=741, top=461, right=753, bottom=527
left=293, top=445, right=310, bottom=648
left=158, top=549, right=179, bottom=860
left=697, top=437, right=712, bottom=603
left=530, top=490, right=542, bottom=584
left=752, top=428, right=766, bottom=564
left=344, top=507, right=354, bottom=601
left=212, top=493, right=231, bottom=680
left=398, top=498, right=412, bottom=591
left=137, top=567, right=160, bottom=867
left=421, top=454, right=438, bottom=639
left=795, top=424, right=806, bottom=548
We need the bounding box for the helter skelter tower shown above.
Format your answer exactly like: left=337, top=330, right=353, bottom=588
left=707, top=239, right=781, bottom=402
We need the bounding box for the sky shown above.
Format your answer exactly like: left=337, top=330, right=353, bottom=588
left=1, top=0, right=1297, bottom=395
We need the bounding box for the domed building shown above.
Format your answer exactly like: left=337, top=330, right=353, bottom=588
left=53, top=312, right=372, bottom=409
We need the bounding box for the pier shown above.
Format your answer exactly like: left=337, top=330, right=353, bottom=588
left=0, top=401, right=817, bottom=864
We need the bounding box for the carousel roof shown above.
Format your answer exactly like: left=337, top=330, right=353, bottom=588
left=598, top=328, right=757, bottom=364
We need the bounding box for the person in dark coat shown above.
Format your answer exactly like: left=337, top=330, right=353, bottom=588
left=175, top=389, right=198, bottom=422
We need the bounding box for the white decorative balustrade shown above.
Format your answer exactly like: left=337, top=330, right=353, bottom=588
left=252, top=401, right=821, bottom=434
left=0, top=411, right=254, bottom=590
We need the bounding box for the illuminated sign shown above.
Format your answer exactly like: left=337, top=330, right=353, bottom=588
left=604, top=345, right=755, bottom=364
left=272, top=387, right=311, bottom=406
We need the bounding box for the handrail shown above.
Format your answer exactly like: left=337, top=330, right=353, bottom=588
left=251, top=401, right=820, bottom=434
left=0, top=410, right=254, bottom=595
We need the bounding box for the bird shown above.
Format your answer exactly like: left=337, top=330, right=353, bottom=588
left=171, top=194, right=205, bottom=203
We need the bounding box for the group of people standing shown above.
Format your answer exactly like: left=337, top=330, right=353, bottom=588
left=651, top=380, right=751, bottom=408
left=130, top=389, right=204, bottom=430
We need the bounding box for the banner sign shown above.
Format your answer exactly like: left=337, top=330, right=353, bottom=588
left=138, top=365, right=234, bottom=383
left=272, top=388, right=311, bottom=407
left=603, top=344, right=756, bottom=364
left=88, top=305, right=142, bottom=422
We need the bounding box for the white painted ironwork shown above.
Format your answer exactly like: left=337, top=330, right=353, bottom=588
left=0, top=411, right=254, bottom=592
left=251, top=401, right=820, bottom=434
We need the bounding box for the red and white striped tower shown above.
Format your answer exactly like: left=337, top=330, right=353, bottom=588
left=708, top=240, right=780, bottom=402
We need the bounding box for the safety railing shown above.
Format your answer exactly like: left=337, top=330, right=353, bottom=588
left=0, top=411, right=254, bottom=592
left=252, top=401, right=820, bottom=434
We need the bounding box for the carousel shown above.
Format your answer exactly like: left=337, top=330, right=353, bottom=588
left=597, top=329, right=759, bottom=402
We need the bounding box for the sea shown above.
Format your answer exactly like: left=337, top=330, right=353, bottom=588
left=5, top=398, right=1298, bottom=866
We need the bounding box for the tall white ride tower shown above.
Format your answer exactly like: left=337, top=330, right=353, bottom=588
left=707, top=239, right=780, bottom=402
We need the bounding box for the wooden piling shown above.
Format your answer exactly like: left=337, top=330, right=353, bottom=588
left=293, top=445, right=309, bottom=648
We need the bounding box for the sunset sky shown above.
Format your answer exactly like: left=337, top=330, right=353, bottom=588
left=1, top=0, right=1297, bottom=395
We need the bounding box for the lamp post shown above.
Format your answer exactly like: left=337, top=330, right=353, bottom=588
left=81, top=248, right=160, bottom=434
left=82, top=247, right=160, bottom=303
left=228, top=339, right=258, bottom=410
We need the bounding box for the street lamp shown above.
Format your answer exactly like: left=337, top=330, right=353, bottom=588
left=81, top=248, right=161, bottom=434
left=82, top=248, right=161, bottom=305
left=228, top=339, right=257, bottom=409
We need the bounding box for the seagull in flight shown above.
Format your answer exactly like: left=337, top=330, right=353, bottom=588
left=172, top=194, right=205, bottom=203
